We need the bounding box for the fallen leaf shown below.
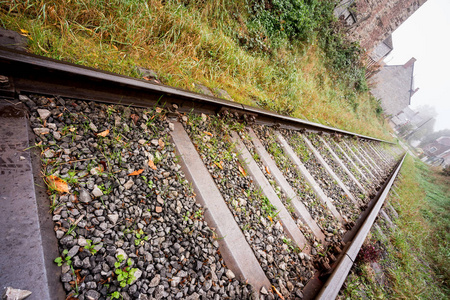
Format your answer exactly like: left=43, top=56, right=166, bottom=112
left=130, top=114, right=139, bottom=125
left=148, top=159, right=157, bottom=170
left=214, top=161, right=223, bottom=170
left=128, top=169, right=144, bottom=176
left=47, top=175, right=69, bottom=193
left=20, top=28, right=29, bottom=35
left=203, top=131, right=213, bottom=137
left=158, top=138, right=165, bottom=150
left=238, top=165, right=246, bottom=177
left=98, top=129, right=109, bottom=137
left=155, top=107, right=163, bottom=113
left=268, top=215, right=273, bottom=223
left=265, top=166, right=271, bottom=175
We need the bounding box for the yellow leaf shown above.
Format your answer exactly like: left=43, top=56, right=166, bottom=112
left=128, top=169, right=144, bottom=176
left=238, top=165, right=246, bottom=177
left=214, top=161, right=223, bottom=170
left=20, top=29, right=29, bottom=34
left=148, top=159, right=157, bottom=170
left=268, top=215, right=273, bottom=224
left=203, top=131, right=213, bottom=137
left=265, top=166, right=271, bottom=175
left=47, top=175, right=69, bottom=193
left=158, top=138, right=165, bottom=149
left=98, top=129, right=109, bottom=137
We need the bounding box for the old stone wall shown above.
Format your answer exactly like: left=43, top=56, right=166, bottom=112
left=346, top=0, right=427, bottom=51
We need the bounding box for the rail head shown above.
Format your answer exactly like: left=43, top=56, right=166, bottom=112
left=0, top=46, right=394, bottom=144
left=316, top=154, right=407, bottom=299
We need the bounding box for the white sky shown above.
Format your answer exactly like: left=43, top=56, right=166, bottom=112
left=384, top=0, right=450, bottom=131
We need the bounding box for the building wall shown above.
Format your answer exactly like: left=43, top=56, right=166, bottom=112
left=347, top=0, right=427, bottom=51
left=371, top=41, right=392, bottom=61
left=370, top=58, right=415, bottom=116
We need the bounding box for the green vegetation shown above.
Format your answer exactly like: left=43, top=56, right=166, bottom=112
left=341, top=157, right=450, bottom=299
left=114, top=255, right=138, bottom=288
left=1, top=0, right=390, bottom=139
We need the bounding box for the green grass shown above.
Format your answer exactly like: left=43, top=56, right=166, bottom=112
left=341, top=156, right=450, bottom=299
left=0, top=0, right=391, bottom=139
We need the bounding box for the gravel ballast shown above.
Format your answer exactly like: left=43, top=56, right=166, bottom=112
left=26, top=95, right=252, bottom=300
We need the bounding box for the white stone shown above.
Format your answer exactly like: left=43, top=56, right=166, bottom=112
left=225, top=269, right=235, bottom=280
left=92, top=185, right=103, bottom=197
left=108, top=214, right=119, bottom=225
left=168, top=122, right=174, bottom=131
left=37, top=109, right=51, bottom=120
left=89, top=122, right=98, bottom=132
left=33, top=127, right=50, bottom=135
left=124, top=179, right=134, bottom=190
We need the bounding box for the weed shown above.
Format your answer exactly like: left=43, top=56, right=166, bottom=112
left=134, top=229, right=149, bottom=246
left=114, top=255, right=138, bottom=288
left=84, top=239, right=98, bottom=255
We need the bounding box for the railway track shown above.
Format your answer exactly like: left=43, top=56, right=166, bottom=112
left=0, top=47, right=404, bottom=300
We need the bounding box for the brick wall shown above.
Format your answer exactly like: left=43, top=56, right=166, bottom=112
left=347, top=0, right=427, bottom=51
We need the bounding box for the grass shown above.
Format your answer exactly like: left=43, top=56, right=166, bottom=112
left=341, top=156, right=450, bottom=299
left=0, top=0, right=391, bottom=139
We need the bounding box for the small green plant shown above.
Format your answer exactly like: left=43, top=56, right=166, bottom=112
left=98, top=183, right=112, bottom=195
left=183, top=211, right=191, bottom=222
left=84, top=239, right=98, bottom=255
left=282, top=237, right=298, bottom=253
left=54, top=249, right=71, bottom=267
left=194, top=209, right=203, bottom=219
left=114, top=255, right=138, bottom=288
left=110, top=291, right=121, bottom=299
left=141, top=175, right=154, bottom=189
left=134, top=229, right=149, bottom=246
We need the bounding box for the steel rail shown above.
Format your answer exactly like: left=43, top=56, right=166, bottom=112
left=316, top=153, right=406, bottom=299
left=0, top=46, right=393, bottom=144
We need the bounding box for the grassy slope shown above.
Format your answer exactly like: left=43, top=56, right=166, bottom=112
left=0, top=0, right=391, bottom=139
left=341, top=156, right=450, bottom=299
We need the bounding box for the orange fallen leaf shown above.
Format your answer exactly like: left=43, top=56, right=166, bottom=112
left=130, top=114, right=139, bottom=125
left=203, top=131, right=213, bottom=137
left=98, top=129, right=109, bottom=137
left=148, top=159, right=157, bottom=170
left=128, top=169, right=144, bottom=176
left=265, top=166, right=271, bottom=175
left=268, top=215, right=273, bottom=223
left=214, top=161, right=223, bottom=170
left=47, top=175, right=69, bottom=193
left=238, top=165, right=246, bottom=177
left=158, top=138, right=165, bottom=150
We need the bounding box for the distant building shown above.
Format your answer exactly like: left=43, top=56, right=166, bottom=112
left=370, top=58, right=418, bottom=116
left=423, top=136, right=450, bottom=157
left=390, top=106, right=431, bottom=130
left=423, top=136, right=450, bottom=166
